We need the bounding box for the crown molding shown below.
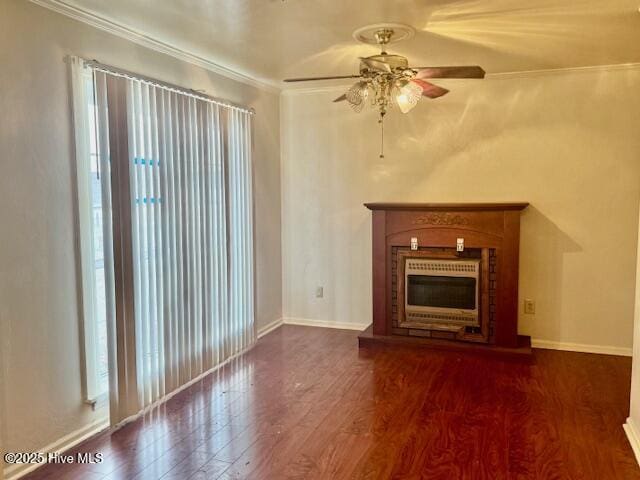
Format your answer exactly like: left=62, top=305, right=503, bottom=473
left=281, top=62, right=640, bottom=95
left=29, top=0, right=281, bottom=94
left=487, top=62, right=640, bottom=79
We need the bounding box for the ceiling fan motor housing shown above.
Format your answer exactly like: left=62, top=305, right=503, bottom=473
left=360, top=55, right=409, bottom=75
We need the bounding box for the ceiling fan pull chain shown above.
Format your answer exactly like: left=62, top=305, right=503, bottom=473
left=379, top=112, right=385, bottom=158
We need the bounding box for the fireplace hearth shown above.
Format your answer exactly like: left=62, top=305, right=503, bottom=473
left=359, top=202, right=532, bottom=358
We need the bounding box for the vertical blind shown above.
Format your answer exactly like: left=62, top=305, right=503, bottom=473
left=74, top=59, right=255, bottom=424
left=125, top=78, right=255, bottom=409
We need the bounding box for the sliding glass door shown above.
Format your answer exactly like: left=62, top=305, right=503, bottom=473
left=72, top=57, right=255, bottom=424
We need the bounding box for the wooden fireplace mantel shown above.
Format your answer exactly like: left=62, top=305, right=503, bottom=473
left=364, top=202, right=529, bottom=212
left=360, top=202, right=532, bottom=358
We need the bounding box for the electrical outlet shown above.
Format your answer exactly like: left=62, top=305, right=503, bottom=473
left=524, top=299, right=535, bottom=315
left=316, top=286, right=324, bottom=298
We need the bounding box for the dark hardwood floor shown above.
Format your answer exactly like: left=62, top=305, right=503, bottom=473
left=25, top=325, right=639, bottom=479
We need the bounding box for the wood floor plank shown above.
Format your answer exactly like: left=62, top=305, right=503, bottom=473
left=22, top=325, right=640, bottom=480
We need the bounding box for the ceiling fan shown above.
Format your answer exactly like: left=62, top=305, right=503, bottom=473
left=284, top=25, right=485, bottom=157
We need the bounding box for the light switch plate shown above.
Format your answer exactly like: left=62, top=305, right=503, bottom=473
left=456, top=238, right=464, bottom=252
left=410, top=237, right=418, bottom=250
left=316, top=286, right=324, bottom=298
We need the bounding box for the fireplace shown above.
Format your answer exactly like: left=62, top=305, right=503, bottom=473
left=359, top=202, right=531, bottom=358
left=404, top=258, right=480, bottom=328
left=394, top=247, right=492, bottom=342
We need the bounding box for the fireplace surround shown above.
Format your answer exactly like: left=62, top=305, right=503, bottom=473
left=359, top=202, right=531, bottom=358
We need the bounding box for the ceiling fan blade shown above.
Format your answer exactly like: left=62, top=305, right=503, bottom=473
left=333, top=93, right=347, bottom=103
left=411, top=79, right=449, bottom=99
left=413, top=66, right=486, bottom=79
left=283, top=75, right=362, bottom=82
left=360, top=57, right=392, bottom=73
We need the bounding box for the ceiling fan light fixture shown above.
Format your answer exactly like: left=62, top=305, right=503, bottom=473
left=345, top=81, right=369, bottom=113
left=360, top=83, right=370, bottom=102
left=283, top=24, right=485, bottom=157
left=395, top=80, right=422, bottom=114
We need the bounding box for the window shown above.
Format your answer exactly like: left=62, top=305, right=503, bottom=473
left=71, top=58, right=109, bottom=403
left=87, top=83, right=110, bottom=398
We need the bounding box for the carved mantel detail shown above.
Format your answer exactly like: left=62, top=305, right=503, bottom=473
left=412, top=213, right=469, bottom=226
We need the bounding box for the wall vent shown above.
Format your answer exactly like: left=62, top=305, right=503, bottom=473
left=404, top=311, right=477, bottom=325
left=406, top=262, right=477, bottom=273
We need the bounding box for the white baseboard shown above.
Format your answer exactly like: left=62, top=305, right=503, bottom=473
left=624, top=417, right=640, bottom=466
left=278, top=320, right=631, bottom=356
left=4, top=418, right=109, bottom=480
left=531, top=339, right=632, bottom=357
left=257, top=318, right=283, bottom=338
left=282, top=317, right=369, bottom=331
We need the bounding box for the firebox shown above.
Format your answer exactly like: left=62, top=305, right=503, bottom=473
left=403, top=258, right=480, bottom=328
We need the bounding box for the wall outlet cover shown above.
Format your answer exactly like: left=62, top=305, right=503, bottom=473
left=524, top=299, right=535, bottom=315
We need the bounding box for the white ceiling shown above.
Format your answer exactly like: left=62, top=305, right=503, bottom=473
left=56, top=0, right=640, bottom=87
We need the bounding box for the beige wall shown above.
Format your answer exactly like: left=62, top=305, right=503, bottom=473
left=0, top=0, right=281, bottom=468
left=281, top=67, right=640, bottom=352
